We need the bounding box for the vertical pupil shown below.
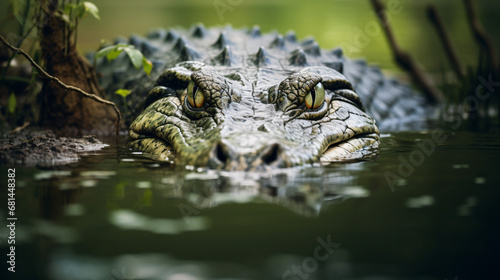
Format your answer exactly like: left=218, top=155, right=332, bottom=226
left=192, top=84, right=198, bottom=101
left=311, top=88, right=316, bottom=105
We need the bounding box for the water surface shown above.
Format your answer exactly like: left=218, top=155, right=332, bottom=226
left=2, top=130, right=499, bottom=279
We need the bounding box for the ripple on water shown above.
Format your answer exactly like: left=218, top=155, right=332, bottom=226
left=34, top=170, right=71, bottom=180
left=80, top=171, right=117, bottom=178
left=109, top=210, right=210, bottom=234
left=406, top=195, right=435, bottom=208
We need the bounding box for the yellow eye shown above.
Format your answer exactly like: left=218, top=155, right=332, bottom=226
left=187, top=80, right=205, bottom=108
left=305, top=82, right=325, bottom=109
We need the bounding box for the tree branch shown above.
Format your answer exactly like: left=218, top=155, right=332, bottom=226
left=0, top=34, right=121, bottom=135
left=427, top=4, right=465, bottom=81
left=370, top=0, right=442, bottom=103
left=463, top=0, right=499, bottom=75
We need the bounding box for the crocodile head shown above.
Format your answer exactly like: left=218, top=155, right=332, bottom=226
left=127, top=27, right=380, bottom=170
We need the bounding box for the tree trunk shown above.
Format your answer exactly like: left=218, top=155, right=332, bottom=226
left=38, top=0, right=117, bottom=136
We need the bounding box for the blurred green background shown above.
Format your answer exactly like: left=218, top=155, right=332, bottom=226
left=1, top=0, right=499, bottom=73
left=72, top=0, right=500, bottom=73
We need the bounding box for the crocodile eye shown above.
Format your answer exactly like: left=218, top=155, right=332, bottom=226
left=187, top=80, right=205, bottom=108
left=305, top=82, right=325, bottom=109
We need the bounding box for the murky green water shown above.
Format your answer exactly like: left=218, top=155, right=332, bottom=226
left=2, top=130, right=499, bottom=279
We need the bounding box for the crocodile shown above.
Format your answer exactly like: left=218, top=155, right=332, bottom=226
left=95, top=25, right=433, bottom=171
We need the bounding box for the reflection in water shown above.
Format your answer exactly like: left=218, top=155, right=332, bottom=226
left=166, top=167, right=366, bottom=217
left=32, top=157, right=371, bottom=219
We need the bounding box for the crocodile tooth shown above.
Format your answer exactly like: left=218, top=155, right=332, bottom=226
left=191, top=24, right=207, bottom=38
left=304, top=41, right=321, bottom=56
left=285, top=31, right=297, bottom=42
left=249, top=26, right=261, bottom=38
left=212, top=32, right=230, bottom=49
left=289, top=49, right=308, bottom=66
left=180, top=45, right=201, bottom=61
left=173, top=37, right=188, bottom=52
left=165, top=30, right=179, bottom=43
left=213, top=45, right=232, bottom=66
left=270, top=35, right=285, bottom=49
left=331, top=47, right=343, bottom=59
left=255, top=47, right=269, bottom=66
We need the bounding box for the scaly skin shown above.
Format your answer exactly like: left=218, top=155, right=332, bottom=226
left=95, top=25, right=434, bottom=170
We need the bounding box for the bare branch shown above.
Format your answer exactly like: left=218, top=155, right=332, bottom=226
left=9, top=121, right=31, bottom=134
left=427, top=4, right=465, bottom=81
left=0, top=34, right=121, bottom=135
left=463, top=0, right=499, bottom=75
left=370, top=0, right=442, bottom=104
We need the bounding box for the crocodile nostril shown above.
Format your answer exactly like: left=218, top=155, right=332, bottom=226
left=214, top=142, right=229, bottom=163
left=261, top=143, right=282, bottom=165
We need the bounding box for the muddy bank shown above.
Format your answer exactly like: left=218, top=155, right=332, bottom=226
left=0, top=128, right=108, bottom=167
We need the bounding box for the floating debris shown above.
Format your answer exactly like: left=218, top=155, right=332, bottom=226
left=34, top=170, right=71, bottom=180
left=80, top=171, right=117, bottom=178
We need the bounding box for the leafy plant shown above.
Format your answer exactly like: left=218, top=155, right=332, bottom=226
left=58, top=1, right=101, bottom=50
left=115, top=89, right=132, bottom=98
left=114, top=89, right=132, bottom=114
left=8, top=93, right=17, bottom=115
left=97, top=43, right=154, bottom=115
left=64, top=1, right=100, bottom=21
left=95, top=44, right=153, bottom=75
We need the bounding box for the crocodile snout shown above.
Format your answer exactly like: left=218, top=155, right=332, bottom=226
left=208, top=141, right=292, bottom=171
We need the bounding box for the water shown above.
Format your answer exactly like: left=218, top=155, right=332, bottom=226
left=2, top=130, right=499, bottom=279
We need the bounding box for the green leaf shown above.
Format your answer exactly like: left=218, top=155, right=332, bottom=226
left=64, top=4, right=72, bottom=15
left=125, top=48, right=143, bottom=69
left=83, top=2, right=100, bottom=20
left=64, top=3, right=85, bottom=19
left=107, top=49, right=124, bottom=61
left=95, top=45, right=116, bottom=59
left=8, top=93, right=16, bottom=114
left=95, top=44, right=151, bottom=74
left=142, top=57, right=153, bottom=76
left=115, top=89, right=132, bottom=98
left=75, top=4, right=86, bottom=18
left=95, top=44, right=129, bottom=61
left=55, top=10, right=71, bottom=24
